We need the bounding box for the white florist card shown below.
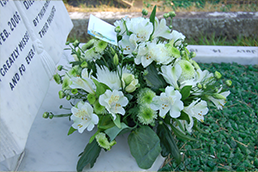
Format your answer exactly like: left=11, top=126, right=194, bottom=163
left=88, top=15, right=117, bottom=46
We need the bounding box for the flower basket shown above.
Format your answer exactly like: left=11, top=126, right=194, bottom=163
left=44, top=6, right=231, bottom=171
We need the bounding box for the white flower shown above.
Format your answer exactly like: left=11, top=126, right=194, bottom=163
left=160, top=63, right=182, bottom=90
left=99, top=89, right=129, bottom=119
left=152, top=18, right=172, bottom=40
left=170, top=30, right=185, bottom=46
left=177, top=60, right=196, bottom=83
left=95, top=65, right=121, bottom=90
left=127, top=17, right=153, bottom=42
left=114, top=17, right=130, bottom=35
left=208, top=87, right=230, bottom=110
left=135, top=42, right=171, bottom=68
left=70, top=68, right=96, bottom=93
left=84, top=48, right=101, bottom=61
left=150, top=86, right=184, bottom=118
left=183, top=99, right=209, bottom=123
left=119, top=34, right=137, bottom=55
left=71, top=101, right=99, bottom=133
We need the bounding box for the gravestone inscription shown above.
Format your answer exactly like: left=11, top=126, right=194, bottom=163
left=0, top=0, right=73, bottom=170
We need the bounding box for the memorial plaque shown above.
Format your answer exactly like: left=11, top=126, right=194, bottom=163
left=0, top=1, right=73, bottom=170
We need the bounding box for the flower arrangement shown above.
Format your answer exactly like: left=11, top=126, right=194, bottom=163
left=44, top=6, right=231, bottom=171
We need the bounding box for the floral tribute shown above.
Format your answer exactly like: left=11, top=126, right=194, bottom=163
left=44, top=6, right=231, bottom=171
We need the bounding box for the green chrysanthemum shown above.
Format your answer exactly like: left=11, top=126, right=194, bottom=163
left=137, top=88, right=156, bottom=104
left=94, top=40, right=108, bottom=53
left=137, top=105, right=157, bottom=125
left=95, top=132, right=116, bottom=150
left=177, top=60, right=195, bottom=82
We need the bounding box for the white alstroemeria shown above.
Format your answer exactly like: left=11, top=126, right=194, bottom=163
left=114, top=17, right=130, bottom=35
left=99, top=89, right=129, bottom=119
left=71, top=101, right=99, bottom=133
left=170, top=30, right=185, bottom=46
left=150, top=86, right=184, bottom=118
left=70, top=68, right=96, bottom=93
left=119, top=34, right=137, bottom=55
left=175, top=119, right=193, bottom=134
left=207, top=87, right=230, bottom=110
left=95, top=65, right=121, bottom=90
left=183, top=98, right=209, bottom=123
left=84, top=47, right=101, bottom=61
left=160, top=63, right=182, bottom=90
left=152, top=18, right=172, bottom=40
left=127, top=17, right=153, bottom=42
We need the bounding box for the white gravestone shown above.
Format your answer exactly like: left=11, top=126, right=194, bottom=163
left=0, top=0, right=73, bottom=170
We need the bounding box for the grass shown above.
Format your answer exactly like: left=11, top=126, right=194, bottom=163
left=159, top=62, right=258, bottom=171
left=63, top=0, right=258, bottom=12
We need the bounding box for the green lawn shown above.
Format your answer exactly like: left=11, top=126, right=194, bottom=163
left=160, top=62, right=258, bottom=171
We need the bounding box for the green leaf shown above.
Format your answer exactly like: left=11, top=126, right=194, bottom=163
left=180, top=85, right=192, bottom=100
left=157, top=123, right=181, bottom=164
left=92, top=78, right=110, bottom=96
left=128, top=126, right=161, bottom=169
left=149, top=5, right=156, bottom=40
left=105, top=122, right=131, bottom=141
left=113, top=114, right=121, bottom=128
left=76, top=139, right=101, bottom=171
left=145, top=63, right=167, bottom=91
left=68, top=127, right=77, bottom=135
left=98, top=115, right=115, bottom=130
left=170, top=124, right=196, bottom=141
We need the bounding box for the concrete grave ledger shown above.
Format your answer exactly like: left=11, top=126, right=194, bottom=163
left=0, top=0, right=73, bottom=170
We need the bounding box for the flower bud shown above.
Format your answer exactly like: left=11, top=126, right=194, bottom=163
left=43, top=112, right=49, bottom=118
left=66, top=95, right=71, bottom=100
left=87, top=93, right=96, bottom=104
left=197, top=83, right=202, bottom=89
left=113, top=53, right=119, bottom=66
left=81, top=39, right=95, bottom=51
left=169, top=11, right=176, bottom=18
left=57, top=65, right=63, bottom=71
left=72, top=40, right=80, bottom=47
left=213, top=93, right=226, bottom=100
left=59, top=90, right=65, bottom=99
left=163, top=13, right=170, bottom=19
left=71, top=89, right=78, bottom=94
left=214, top=71, right=222, bottom=79
left=65, top=41, right=70, bottom=45
left=226, top=80, right=232, bottom=86
left=59, top=105, right=63, bottom=109
left=132, top=51, right=138, bottom=56
left=203, top=84, right=207, bottom=89
left=115, top=26, right=121, bottom=33
left=143, top=70, right=148, bottom=76
left=169, top=25, right=173, bottom=29
left=53, top=73, right=61, bottom=84
left=81, top=61, right=88, bottom=68
left=49, top=113, right=54, bottom=119
left=142, top=9, right=148, bottom=16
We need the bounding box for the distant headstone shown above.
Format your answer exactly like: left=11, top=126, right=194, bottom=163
left=0, top=0, right=73, bottom=170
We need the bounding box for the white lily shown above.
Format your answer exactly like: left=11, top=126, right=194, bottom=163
left=99, top=89, right=129, bottom=119
left=150, top=86, right=184, bottom=118
left=95, top=65, right=121, bottom=90
left=71, top=101, right=99, bottom=133
left=152, top=18, right=172, bottom=40
left=70, top=68, right=96, bottom=93
left=160, top=63, right=182, bottom=90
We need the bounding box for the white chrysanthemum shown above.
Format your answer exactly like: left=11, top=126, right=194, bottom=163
left=152, top=17, right=172, bottom=40
left=119, top=34, right=137, bottom=55
left=95, top=65, right=121, bottom=90
left=71, top=101, right=99, bottom=133
left=70, top=68, right=96, bottom=93
left=150, top=86, right=184, bottom=118
left=170, top=30, right=185, bottom=46
left=127, top=17, right=153, bottom=42
left=99, top=89, right=129, bottom=119
left=160, top=63, right=182, bottom=90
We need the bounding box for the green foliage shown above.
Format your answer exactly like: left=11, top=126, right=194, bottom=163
left=77, top=139, right=101, bottom=171
left=128, top=126, right=162, bottom=169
